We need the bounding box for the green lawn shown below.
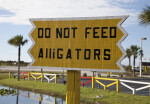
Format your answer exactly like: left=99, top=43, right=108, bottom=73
left=0, top=74, right=150, bottom=104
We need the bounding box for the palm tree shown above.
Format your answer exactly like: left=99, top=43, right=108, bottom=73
left=130, top=45, right=140, bottom=76
left=8, top=35, right=28, bottom=81
left=139, top=49, right=144, bottom=57
left=125, top=48, right=132, bottom=71
left=139, top=6, right=150, bottom=25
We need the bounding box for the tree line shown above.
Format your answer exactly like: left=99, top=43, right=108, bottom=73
left=125, top=45, right=142, bottom=76
left=0, top=60, right=29, bottom=66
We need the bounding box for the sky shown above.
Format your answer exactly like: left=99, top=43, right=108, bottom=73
left=0, top=0, right=150, bottom=67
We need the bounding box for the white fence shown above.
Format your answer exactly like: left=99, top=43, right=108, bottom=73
left=119, top=79, right=150, bottom=95
left=44, top=74, right=56, bottom=83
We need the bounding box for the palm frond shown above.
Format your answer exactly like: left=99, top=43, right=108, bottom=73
left=21, top=39, right=28, bottom=46
left=139, top=6, right=150, bottom=25
left=125, top=48, right=132, bottom=59
left=130, top=45, right=140, bottom=57
left=8, top=35, right=28, bottom=47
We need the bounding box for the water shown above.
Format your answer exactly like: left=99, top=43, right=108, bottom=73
left=0, top=86, right=66, bottom=104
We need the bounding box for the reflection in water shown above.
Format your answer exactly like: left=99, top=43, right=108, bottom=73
left=0, top=88, right=16, bottom=96
left=0, top=86, right=65, bottom=104
left=25, top=91, right=65, bottom=104
left=16, top=89, right=19, bottom=104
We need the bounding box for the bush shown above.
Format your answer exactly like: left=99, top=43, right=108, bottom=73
left=124, top=65, right=132, bottom=72
left=83, top=73, right=87, bottom=77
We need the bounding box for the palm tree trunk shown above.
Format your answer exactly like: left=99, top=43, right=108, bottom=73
left=129, top=57, right=131, bottom=71
left=16, top=89, right=19, bottom=104
left=133, top=55, right=135, bottom=76
left=18, top=45, right=21, bottom=81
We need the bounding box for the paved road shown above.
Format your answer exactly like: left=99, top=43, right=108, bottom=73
left=0, top=66, right=102, bottom=76
left=1, top=66, right=150, bottom=78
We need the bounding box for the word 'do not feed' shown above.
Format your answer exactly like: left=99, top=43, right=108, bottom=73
left=37, top=27, right=116, bottom=39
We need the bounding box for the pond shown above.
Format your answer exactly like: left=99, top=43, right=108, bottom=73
left=0, top=86, right=66, bottom=104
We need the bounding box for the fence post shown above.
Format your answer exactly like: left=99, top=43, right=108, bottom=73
left=41, top=73, right=43, bottom=82
left=104, top=85, right=106, bottom=90
left=9, top=72, right=11, bottom=79
left=145, top=66, right=146, bottom=72
left=133, top=89, right=135, bottom=95
left=55, top=75, right=57, bottom=84
left=28, top=73, right=30, bottom=81
left=92, top=77, right=95, bottom=88
left=116, top=79, right=119, bottom=92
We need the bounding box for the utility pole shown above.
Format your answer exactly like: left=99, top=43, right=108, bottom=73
left=140, top=37, right=147, bottom=77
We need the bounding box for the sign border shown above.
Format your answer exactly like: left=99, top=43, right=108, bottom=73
left=28, top=16, right=128, bottom=72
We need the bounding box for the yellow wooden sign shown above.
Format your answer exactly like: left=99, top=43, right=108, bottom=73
left=28, top=16, right=128, bottom=72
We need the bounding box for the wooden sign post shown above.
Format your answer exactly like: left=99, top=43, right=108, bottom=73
left=66, top=70, right=80, bottom=104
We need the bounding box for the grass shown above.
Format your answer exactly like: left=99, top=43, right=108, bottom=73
left=0, top=74, right=150, bottom=104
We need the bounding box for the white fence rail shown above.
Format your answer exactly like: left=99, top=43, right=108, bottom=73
left=119, top=79, right=150, bottom=95
left=44, top=74, right=56, bottom=83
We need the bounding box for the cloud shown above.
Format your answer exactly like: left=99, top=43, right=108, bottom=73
left=0, top=8, right=15, bottom=17
left=114, top=0, right=136, bottom=3
left=0, top=0, right=138, bottom=26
